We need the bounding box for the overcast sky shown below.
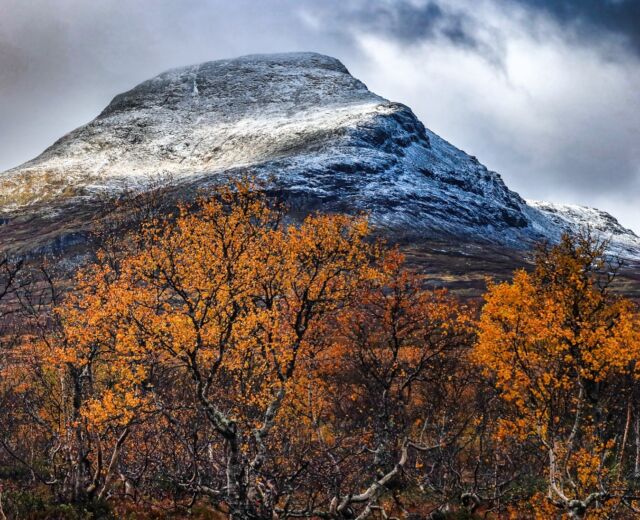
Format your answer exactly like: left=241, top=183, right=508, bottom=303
left=1, top=0, right=639, bottom=231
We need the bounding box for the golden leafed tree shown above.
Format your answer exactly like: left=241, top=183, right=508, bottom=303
left=52, top=182, right=378, bottom=518
left=473, top=233, right=640, bottom=519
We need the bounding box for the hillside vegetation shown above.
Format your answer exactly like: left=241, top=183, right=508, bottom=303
left=0, top=183, right=639, bottom=519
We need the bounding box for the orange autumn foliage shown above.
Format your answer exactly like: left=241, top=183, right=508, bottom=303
left=49, top=183, right=380, bottom=517
left=4, top=186, right=640, bottom=519
left=473, top=234, right=640, bottom=518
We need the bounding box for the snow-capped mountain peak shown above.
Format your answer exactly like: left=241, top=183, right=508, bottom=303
left=0, top=52, right=638, bottom=259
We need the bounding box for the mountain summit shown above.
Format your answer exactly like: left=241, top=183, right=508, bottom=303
left=1, top=52, right=638, bottom=257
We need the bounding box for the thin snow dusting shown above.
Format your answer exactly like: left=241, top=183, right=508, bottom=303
left=528, top=200, right=640, bottom=259
left=1, top=52, right=638, bottom=258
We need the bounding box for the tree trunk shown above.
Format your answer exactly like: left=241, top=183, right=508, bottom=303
left=226, top=433, right=250, bottom=520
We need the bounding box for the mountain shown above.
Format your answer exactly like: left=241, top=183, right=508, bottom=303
left=528, top=200, right=640, bottom=259
left=1, top=52, right=638, bottom=261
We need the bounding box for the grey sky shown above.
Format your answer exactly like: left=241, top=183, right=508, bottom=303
left=1, top=0, right=638, bottom=231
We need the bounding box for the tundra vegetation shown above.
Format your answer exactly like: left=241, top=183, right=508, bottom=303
left=0, top=183, right=639, bottom=519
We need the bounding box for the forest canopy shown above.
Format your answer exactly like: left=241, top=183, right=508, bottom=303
left=0, top=183, right=639, bottom=520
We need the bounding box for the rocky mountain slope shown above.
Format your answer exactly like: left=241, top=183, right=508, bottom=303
left=1, top=52, right=638, bottom=259
left=528, top=200, right=640, bottom=258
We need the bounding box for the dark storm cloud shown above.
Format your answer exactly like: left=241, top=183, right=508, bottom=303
left=341, top=2, right=472, bottom=46
left=511, top=0, right=640, bottom=54
left=313, top=0, right=505, bottom=66
left=347, top=0, right=640, bottom=56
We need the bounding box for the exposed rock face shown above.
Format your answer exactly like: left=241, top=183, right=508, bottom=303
left=0, top=52, right=638, bottom=257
